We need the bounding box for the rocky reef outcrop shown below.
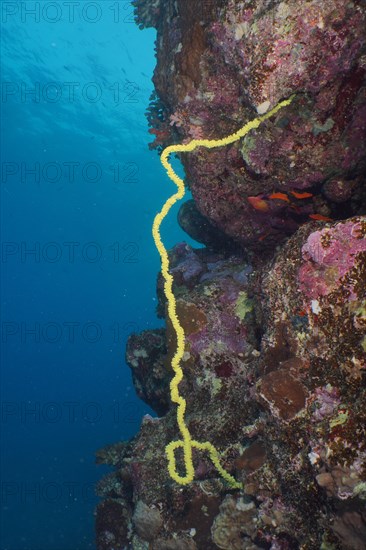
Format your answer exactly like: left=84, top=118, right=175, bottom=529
left=96, top=218, right=366, bottom=550
left=143, top=0, right=366, bottom=253
left=95, top=1, right=366, bottom=548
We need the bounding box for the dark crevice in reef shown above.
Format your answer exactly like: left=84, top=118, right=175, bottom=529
left=95, top=1, right=366, bottom=548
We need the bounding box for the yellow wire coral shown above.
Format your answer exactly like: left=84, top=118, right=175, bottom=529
left=152, top=95, right=295, bottom=489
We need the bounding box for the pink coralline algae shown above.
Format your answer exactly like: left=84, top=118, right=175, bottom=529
left=299, top=218, right=366, bottom=300
left=311, top=385, right=341, bottom=422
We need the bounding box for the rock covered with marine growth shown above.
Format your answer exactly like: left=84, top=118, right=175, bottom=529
left=143, top=0, right=366, bottom=253
left=95, top=1, right=366, bottom=549
left=96, top=218, right=366, bottom=549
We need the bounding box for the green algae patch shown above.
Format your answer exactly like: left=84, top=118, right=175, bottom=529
left=329, top=409, right=349, bottom=428
left=312, top=117, right=334, bottom=136
left=354, top=299, right=366, bottom=318
left=235, top=291, right=253, bottom=321
left=353, top=482, right=366, bottom=499
left=361, top=336, right=366, bottom=352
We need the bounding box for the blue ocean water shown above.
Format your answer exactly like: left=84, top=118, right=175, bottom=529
left=0, top=3, right=195, bottom=549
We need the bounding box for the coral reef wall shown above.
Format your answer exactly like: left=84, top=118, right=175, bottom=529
left=143, top=0, right=366, bottom=253
left=96, top=1, right=366, bottom=549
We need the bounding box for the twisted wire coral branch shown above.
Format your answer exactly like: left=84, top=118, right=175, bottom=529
left=152, top=94, right=296, bottom=489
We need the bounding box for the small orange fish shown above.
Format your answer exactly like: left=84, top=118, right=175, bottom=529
left=269, top=192, right=290, bottom=202
left=258, top=231, right=271, bottom=241
left=290, top=191, right=313, bottom=199
left=247, top=196, right=269, bottom=212
left=309, top=214, right=333, bottom=222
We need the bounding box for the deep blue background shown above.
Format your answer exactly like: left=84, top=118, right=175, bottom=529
left=0, top=2, right=195, bottom=548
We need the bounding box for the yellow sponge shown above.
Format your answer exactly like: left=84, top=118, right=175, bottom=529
left=152, top=95, right=295, bottom=489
